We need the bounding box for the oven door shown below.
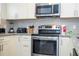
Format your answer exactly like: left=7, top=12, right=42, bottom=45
left=32, top=36, right=59, bottom=56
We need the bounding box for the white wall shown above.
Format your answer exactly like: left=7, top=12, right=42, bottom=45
left=7, top=17, right=79, bottom=34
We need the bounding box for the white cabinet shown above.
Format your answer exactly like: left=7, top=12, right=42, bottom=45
left=0, top=37, right=4, bottom=56
left=7, top=3, right=36, bottom=20
left=0, top=35, right=31, bottom=56
left=7, top=3, right=18, bottom=19
left=60, top=3, right=75, bottom=18
left=1, top=3, right=7, bottom=19
left=60, top=3, right=79, bottom=18
left=0, top=36, right=9, bottom=56
left=0, top=3, right=7, bottom=28
left=6, top=36, right=17, bottom=56
left=2, top=36, right=17, bottom=56
left=75, top=3, right=79, bottom=17
left=0, top=3, right=7, bottom=19
left=17, top=36, right=31, bottom=56
left=59, top=37, right=73, bottom=56
left=17, top=4, right=36, bottom=19
left=2, top=36, right=10, bottom=56
left=0, top=4, right=1, bottom=18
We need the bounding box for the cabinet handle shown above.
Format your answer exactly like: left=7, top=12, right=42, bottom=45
left=15, top=13, right=18, bottom=19
left=24, top=37, right=29, bottom=39
left=74, top=10, right=76, bottom=16
left=23, top=45, right=28, bottom=47
left=74, top=10, right=78, bottom=16
left=18, top=39, right=20, bottom=42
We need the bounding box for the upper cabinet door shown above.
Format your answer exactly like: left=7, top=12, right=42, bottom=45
left=0, top=3, right=7, bottom=28
left=7, top=3, right=36, bottom=20
left=75, top=3, right=79, bottom=17
left=0, top=4, right=1, bottom=18
left=7, top=3, right=18, bottom=19
left=25, top=3, right=36, bottom=19
left=0, top=4, right=1, bottom=24
left=0, top=3, right=7, bottom=19
left=17, top=3, right=36, bottom=19
left=1, top=4, right=7, bottom=19
left=60, top=3, right=75, bottom=18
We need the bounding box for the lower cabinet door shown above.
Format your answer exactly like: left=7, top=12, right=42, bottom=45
left=2, top=36, right=17, bottom=56
left=1, top=36, right=31, bottom=56
left=59, top=37, right=71, bottom=56
left=7, top=38, right=17, bottom=56
left=16, top=38, right=22, bottom=56
left=20, top=41, right=31, bottom=56
left=21, top=44, right=31, bottom=56
left=2, top=43, right=9, bottom=56
left=17, top=36, right=31, bottom=56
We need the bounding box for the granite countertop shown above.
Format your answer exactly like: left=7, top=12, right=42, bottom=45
left=59, top=35, right=71, bottom=37
left=0, top=33, right=71, bottom=37
left=0, top=33, right=31, bottom=37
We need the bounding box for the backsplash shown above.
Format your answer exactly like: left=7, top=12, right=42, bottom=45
left=7, top=17, right=79, bottom=34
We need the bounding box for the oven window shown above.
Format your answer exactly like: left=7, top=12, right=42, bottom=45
left=36, top=5, right=52, bottom=14
left=33, top=40, right=57, bottom=55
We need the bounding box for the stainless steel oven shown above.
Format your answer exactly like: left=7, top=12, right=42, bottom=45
left=32, top=35, right=59, bottom=56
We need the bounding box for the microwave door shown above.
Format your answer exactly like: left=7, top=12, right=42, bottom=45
left=36, top=5, right=52, bottom=14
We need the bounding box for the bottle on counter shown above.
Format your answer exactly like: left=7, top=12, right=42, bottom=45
left=27, top=25, right=34, bottom=34
left=61, top=25, right=67, bottom=36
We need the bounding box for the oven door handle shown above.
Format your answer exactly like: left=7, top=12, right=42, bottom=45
left=33, top=37, right=58, bottom=40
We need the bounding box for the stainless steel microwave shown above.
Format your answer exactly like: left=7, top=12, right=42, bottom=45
left=36, top=4, right=60, bottom=16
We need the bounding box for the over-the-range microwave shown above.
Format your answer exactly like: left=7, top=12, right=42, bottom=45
left=36, top=4, right=60, bottom=17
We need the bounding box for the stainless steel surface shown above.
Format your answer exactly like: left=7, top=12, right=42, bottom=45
left=32, top=35, right=59, bottom=56
left=32, top=53, right=51, bottom=56
left=32, top=36, right=58, bottom=40
left=38, top=25, right=61, bottom=30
